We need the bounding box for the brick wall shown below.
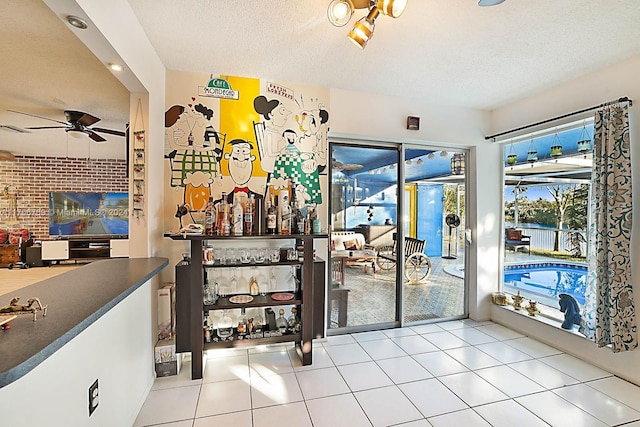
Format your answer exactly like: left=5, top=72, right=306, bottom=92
left=0, top=156, right=127, bottom=240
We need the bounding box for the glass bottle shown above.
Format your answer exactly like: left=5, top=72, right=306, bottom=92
left=204, top=196, right=215, bottom=235
left=203, top=316, right=211, bottom=343
left=249, top=275, right=259, bottom=296
left=266, top=185, right=277, bottom=234
left=244, top=194, right=254, bottom=235
left=290, top=179, right=303, bottom=234
left=232, top=196, right=243, bottom=235
left=279, top=179, right=291, bottom=235
left=287, top=307, right=300, bottom=333
left=269, top=268, right=278, bottom=292
left=276, top=308, right=288, bottom=334
left=217, top=192, right=230, bottom=236
left=237, top=309, right=247, bottom=336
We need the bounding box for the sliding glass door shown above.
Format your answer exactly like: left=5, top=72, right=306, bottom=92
left=328, top=142, right=467, bottom=333
left=402, top=147, right=466, bottom=323
left=329, top=143, right=400, bottom=331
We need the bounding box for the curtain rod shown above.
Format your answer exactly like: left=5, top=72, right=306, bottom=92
left=485, top=96, right=633, bottom=141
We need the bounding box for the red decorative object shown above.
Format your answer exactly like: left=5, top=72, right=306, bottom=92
left=271, top=293, right=295, bottom=301
left=8, top=229, right=29, bottom=244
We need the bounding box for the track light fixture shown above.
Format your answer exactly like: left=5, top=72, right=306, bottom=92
left=330, top=0, right=408, bottom=49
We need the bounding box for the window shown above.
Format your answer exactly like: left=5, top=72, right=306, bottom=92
left=502, top=122, right=593, bottom=309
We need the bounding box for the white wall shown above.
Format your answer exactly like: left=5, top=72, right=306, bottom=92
left=489, top=53, right=640, bottom=385
left=73, top=0, right=167, bottom=259
left=0, top=280, right=157, bottom=426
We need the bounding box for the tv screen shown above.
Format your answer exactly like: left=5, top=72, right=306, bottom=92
left=49, top=192, right=129, bottom=237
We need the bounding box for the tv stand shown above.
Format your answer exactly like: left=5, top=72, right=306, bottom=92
left=41, top=237, right=129, bottom=263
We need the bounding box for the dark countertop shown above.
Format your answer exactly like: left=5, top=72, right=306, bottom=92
left=0, top=257, right=168, bottom=388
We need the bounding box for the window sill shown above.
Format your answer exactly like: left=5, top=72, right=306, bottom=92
left=493, top=303, right=586, bottom=338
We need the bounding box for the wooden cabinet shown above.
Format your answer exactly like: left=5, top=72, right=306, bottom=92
left=41, top=240, right=69, bottom=261
left=167, top=233, right=327, bottom=380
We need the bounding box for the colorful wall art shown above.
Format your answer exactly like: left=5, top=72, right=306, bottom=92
left=164, top=71, right=329, bottom=227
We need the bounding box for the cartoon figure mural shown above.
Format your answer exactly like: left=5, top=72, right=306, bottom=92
left=165, top=101, right=224, bottom=210
left=164, top=73, right=329, bottom=228
left=223, top=139, right=262, bottom=205
left=252, top=91, right=329, bottom=206
left=253, top=96, right=291, bottom=173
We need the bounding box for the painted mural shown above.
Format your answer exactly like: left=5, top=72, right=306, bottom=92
left=164, top=73, right=329, bottom=222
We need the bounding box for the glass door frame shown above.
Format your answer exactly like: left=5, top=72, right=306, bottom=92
left=328, top=140, right=403, bottom=334
left=327, top=139, right=469, bottom=334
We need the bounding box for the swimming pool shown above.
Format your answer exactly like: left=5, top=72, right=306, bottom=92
left=503, top=262, right=587, bottom=307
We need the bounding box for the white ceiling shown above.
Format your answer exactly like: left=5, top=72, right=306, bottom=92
left=0, top=0, right=129, bottom=159
left=2, top=0, right=640, bottom=159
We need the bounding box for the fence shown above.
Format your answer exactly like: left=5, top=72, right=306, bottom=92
left=519, top=227, right=587, bottom=257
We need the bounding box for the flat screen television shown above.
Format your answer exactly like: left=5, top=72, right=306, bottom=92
left=49, top=192, right=129, bottom=237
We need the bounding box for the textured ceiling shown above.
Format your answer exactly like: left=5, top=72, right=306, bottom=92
left=127, top=0, right=640, bottom=110
left=2, top=0, right=640, bottom=160
left=0, top=0, right=129, bottom=159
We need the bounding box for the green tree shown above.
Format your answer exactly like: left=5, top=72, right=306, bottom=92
left=444, top=184, right=465, bottom=217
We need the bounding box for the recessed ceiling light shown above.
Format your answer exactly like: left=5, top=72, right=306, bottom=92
left=108, top=63, right=123, bottom=72
left=66, top=15, right=88, bottom=30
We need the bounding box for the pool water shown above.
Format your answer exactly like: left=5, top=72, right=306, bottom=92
left=503, top=262, right=587, bottom=307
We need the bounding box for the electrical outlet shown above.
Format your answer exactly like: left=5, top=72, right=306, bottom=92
left=88, top=379, right=99, bottom=416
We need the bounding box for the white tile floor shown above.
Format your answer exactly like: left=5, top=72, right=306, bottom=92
left=134, top=320, right=640, bottom=427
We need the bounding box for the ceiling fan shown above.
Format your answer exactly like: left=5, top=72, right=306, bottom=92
left=8, top=110, right=126, bottom=142
left=332, top=158, right=364, bottom=171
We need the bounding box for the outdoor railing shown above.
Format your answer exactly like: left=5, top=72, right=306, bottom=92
left=517, top=226, right=587, bottom=257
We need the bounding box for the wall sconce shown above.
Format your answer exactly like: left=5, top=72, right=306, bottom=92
left=330, top=0, right=408, bottom=49
left=451, top=153, right=465, bottom=175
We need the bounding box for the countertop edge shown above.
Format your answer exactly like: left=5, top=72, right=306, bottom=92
left=0, top=257, right=169, bottom=388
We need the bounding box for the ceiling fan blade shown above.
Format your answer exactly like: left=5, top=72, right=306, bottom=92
left=87, top=130, right=106, bottom=143
left=25, top=126, right=68, bottom=130
left=77, top=113, right=100, bottom=127
left=92, top=127, right=125, bottom=137
left=8, top=110, right=68, bottom=125
left=65, top=110, right=100, bottom=127
left=0, top=125, right=30, bottom=133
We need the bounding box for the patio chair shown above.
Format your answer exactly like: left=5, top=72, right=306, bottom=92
left=376, top=233, right=431, bottom=283
left=505, top=228, right=531, bottom=255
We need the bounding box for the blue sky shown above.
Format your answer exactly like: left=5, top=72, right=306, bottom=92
left=504, top=185, right=558, bottom=203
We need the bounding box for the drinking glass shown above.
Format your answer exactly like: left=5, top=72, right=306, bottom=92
left=254, top=247, right=266, bottom=263
left=269, top=247, right=280, bottom=263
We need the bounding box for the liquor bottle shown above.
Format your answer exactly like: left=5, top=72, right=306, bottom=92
left=290, top=180, right=303, bottom=234
left=249, top=275, right=259, bottom=296
left=232, top=196, right=243, bottom=235
left=244, top=194, right=254, bottom=235
left=266, top=185, right=277, bottom=234
left=304, top=208, right=312, bottom=235
left=204, top=196, right=215, bottom=235
left=279, top=179, right=291, bottom=235
left=203, top=317, right=211, bottom=343
left=218, top=192, right=230, bottom=236
left=276, top=308, right=288, bottom=333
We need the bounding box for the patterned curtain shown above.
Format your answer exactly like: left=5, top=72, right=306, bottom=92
left=579, top=103, right=637, bottom=352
